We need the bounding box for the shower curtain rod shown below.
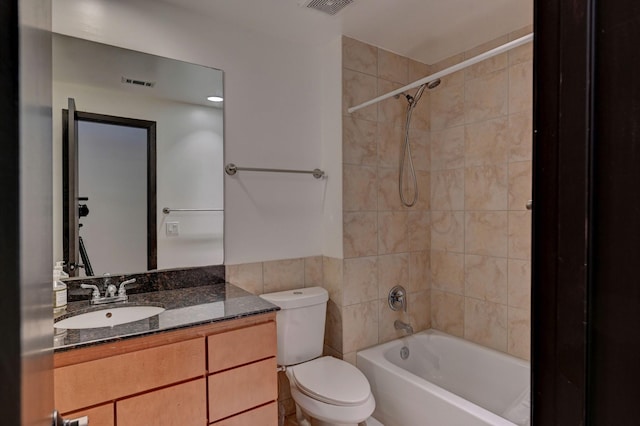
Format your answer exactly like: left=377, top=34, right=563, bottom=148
left=347, top=33, right=534, bottom=113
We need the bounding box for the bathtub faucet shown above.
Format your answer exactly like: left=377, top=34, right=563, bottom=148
left=394, top=320, right=414, bottom=335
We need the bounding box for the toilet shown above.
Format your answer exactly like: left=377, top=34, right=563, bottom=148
left=260, top=287, right=376, bottom=426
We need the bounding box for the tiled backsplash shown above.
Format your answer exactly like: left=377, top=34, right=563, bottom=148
left=225, top=256, right=323, bottom=295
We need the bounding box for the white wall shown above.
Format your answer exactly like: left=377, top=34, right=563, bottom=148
left=78, top=121, right=148, bottom=275
left=53, top=81, right=225, bottom=270
left=53, top=0, right=344, bottom=264
left=320, top=37, right=344, bottom=258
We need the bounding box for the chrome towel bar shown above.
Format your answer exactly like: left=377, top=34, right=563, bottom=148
left=162, top=207, right=223, bottom=214
left=225, top=163, right=325, bottom=179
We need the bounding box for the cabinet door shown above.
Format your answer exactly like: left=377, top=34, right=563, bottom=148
left=55, top=338, right=204, bottom=413
left=208, top=321, right=276, bottom=373
left=211, top=402, right=277, bottom=426
left=117, top=378, right=206, bottom=426
left=208, top=358, right=277, bottom=422
left=64, top=403, right=114, bottom=426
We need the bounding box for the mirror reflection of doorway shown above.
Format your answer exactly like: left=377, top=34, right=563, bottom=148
left=63, top=106, right=157, bottom=277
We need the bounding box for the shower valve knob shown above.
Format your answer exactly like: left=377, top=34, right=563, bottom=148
left=388, top=285, right=407, bottom=312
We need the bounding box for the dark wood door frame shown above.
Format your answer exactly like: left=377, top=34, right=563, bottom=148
left=62, top=110, right=157, bottom=275
left=533, top=0, right=640, bottom=424
left=0, top=0, right=22, bottom=421
left=532, top=0, right=592, bottom=423
left=588, top=0, right=640, bottom=423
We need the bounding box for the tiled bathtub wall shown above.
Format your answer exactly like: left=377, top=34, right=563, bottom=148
left=339, top=37, right=432, bottom=363
left=338, top=27, right=533, bottom=362
left=428, top=26, right=533, bottom=360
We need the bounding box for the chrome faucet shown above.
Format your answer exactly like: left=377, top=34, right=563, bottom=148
left=394, top=320, right=414, bottom=335
left=104, top=274, right=118, bottom=298
left=118, top=278, right=136, bottom=296
left=103, top=273, right=116, bottom=297
left=81, top=276, right=137, bottom=305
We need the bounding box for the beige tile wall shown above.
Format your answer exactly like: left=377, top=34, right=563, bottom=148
left=340, top=36, right=432, bottom=363
left=226, top=256, right=324, bottom=295
left=429, top=26, right=532, bottom=360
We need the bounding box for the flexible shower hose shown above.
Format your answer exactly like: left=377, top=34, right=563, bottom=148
left=399, top=84, right=427, bottom=207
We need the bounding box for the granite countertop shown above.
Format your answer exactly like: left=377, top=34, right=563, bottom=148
left=53, top=282, right=278, bottom=352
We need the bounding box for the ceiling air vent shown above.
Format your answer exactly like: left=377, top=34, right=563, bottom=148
left=121, top=76, right=156, bottom=88
left=302, top=0, right=354, bottom=16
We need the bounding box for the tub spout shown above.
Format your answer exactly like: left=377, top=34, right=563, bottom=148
left=394, top=320, right=414, bottom=335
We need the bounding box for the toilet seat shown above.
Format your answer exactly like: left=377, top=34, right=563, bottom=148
left=290, top=385, right=376, bottom=425
left=290, top=356, right=372, bottom=407
left=286, top=357, right=375, bottom=423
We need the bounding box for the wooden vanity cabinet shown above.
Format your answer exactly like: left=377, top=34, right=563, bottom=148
left=207, top=320, right=278, bottom=425
left=64, top=403, right=114, bottom=426
left=54, top=313, right=277, bottom=426
left=117, top=378, right=207, bottom=426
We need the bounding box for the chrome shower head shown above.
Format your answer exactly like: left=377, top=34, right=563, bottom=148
left=396, top=84, right=428, bottom=106
left=427, top=79, right=441, bottom=89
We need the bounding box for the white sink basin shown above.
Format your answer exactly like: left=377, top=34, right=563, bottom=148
left=54, top=306, right=165, bottom=329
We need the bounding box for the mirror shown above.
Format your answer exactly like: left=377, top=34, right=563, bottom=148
left=53, top=34, right=224, bottom=277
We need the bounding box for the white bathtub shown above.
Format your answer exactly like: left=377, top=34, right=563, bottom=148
left=357, top=330, right=530, bottom=426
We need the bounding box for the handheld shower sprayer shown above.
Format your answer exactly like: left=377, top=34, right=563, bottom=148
left=395, top=78, right=440, bottom=207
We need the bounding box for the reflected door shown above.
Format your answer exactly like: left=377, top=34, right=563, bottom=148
left=63, top=107, right=157, bottom=277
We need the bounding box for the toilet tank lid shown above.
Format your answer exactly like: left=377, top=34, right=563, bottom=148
left=260, top=287, right=328, bottom=309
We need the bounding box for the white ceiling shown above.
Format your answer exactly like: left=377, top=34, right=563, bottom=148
left=158, top=0, right=532, bottom=64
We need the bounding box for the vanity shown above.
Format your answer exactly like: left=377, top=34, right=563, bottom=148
left=54, top=281, right=279, bottom=426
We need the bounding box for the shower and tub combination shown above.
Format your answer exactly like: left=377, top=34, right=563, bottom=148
left=346, top=33, right=535, bottom=426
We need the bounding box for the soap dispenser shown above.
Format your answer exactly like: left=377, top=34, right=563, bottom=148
left=53, top=261, right=68, bottom=315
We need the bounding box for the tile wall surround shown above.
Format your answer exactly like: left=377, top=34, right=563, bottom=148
left=340, top=26, right=533, bottom=362
left=340, top=36, right=433, bottom=367
left=428, top=25, right=533, bottom=361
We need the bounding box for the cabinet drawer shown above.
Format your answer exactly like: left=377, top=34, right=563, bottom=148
left=207, top=321, right=276, bottom=373
left=64, top=403, right=114, bottom=426
left=117, top=378, right=206, bottom=426
left=208, top=357, right=277, bottom=422
left=55, top=338, right=205, bottom=413
left=211, top=402, right=277, bottom=426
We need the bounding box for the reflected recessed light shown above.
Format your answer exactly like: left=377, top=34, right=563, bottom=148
left=207, top=96, right=223, bottom=102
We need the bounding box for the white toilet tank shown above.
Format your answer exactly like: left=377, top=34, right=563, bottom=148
left=260, top=287, right=329, bottom=366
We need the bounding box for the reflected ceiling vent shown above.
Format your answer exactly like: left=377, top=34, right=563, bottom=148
left=121, top=76, right=156, bottom=88
left=300, top=0, right=354, bottom=16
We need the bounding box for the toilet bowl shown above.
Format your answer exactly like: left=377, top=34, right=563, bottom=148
left=286, top=356, right=375, bottom=426
left=259, top=287, right=376, bottom=426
